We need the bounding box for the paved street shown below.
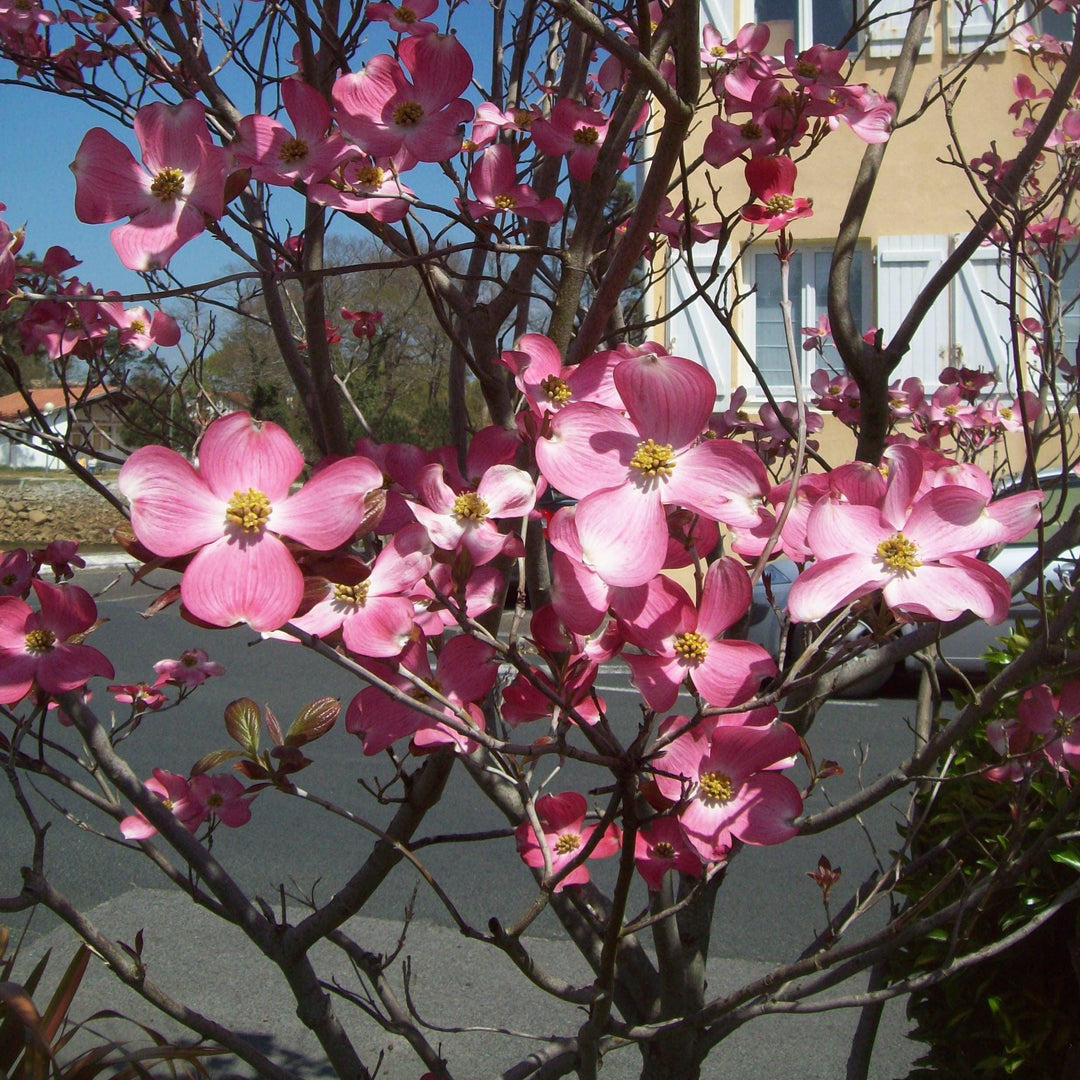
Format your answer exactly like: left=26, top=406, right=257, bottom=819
left=1, top=559, right=921, bottom=1078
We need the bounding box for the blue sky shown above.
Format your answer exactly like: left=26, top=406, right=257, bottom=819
left=1, top=81, right=234, bottom=296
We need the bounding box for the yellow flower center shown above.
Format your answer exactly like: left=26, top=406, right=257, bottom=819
left=629, top=438, right=676, bottom=477
left=355, top=165, right=385, bottom=187
left=876, top=532, right=921, bottom=572
left=394, top=3, right=417, bottom=20
left=673, top=631, right=709, bottom=662
left=25, top=628, right=56, bottom=653
left=493, top=193, right=516, bottom=209
left=226, top=488, right=273, bottom=533
left=393, top=101, right=424, bottom=126
left=573, top=126, right=600, bottom=145
left=1000, top=406, right=1013, bottom=420
left=452, top=491, right=489, bottom=522
left=765, top=193, right=795, bottom=214
left=129, top=318, right=147, bottom=334
left=796, top=59, right=820, bottom=78
left=540, top=374, right=572, bottom=404
left=741, top=121, right=763, bottom=139
left=944, top=404, right=959, bottom=416
left=554, top=832, right=581, bottom=854
left=710, top=44, right=724, bottom=56
left=698, top=770, right=734, bottom=804
left=279, top=136, right=309, bottom=163
left=333, top=581, right=371, bottom=605
left=654, top=841, right=675, bottom=858
left=150, top=166, right=185, bottom=202
left=461, top=138, right=479, bottom=152
left=206, top=792, right=223, bottom=808
left=512, top=109, right=533, bottom=128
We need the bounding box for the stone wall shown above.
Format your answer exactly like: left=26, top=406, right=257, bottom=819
left=0, top=477, right=127, bottom=546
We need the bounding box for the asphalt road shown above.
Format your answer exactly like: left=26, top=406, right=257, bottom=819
left=1, top=559, right=922, bottom=1078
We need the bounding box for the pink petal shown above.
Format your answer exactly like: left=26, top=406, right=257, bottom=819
left=197, top=413, right=305, bottom=503
left=342, top=596, right=417, bottom=657
left=35, top=642, right=114, bottom=693
left=135, top=100, right=212, bottom=176
left=31, top=580, right=96, bottom=641
left=71, top=128, right=151, bottom=224
left=181, top=533, right=303, bottom=631
left=574, top=485, right=668, bottom=588
left=690, top=640, right=777, bottom=707
left=882, top=556, right=1010, bottom=624
left=613, top=350, right=716, bottom=450
left=536, top=791, right=587, bottom=832
left=696, top=557, right=752, bottom=639
left=272, top=456, right=382, bottom=548
left=787, top=553, right=883, bottom=623
left=534, top=403, right=638, bottom=499
left=118, top=445, right=225, bottom=557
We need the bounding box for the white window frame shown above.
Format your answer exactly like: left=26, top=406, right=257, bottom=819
left=739, top=242, right=871, bottom=399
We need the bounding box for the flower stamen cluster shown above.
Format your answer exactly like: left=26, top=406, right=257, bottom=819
left=452, top=491, right=490, bottom=522
left=333, top=582, right=371, bottom=605
left=226, top=488, right=273, bottom=533
left=673, top=631, right=709, bottom=662
left=698, top=770, right=734, bottom=804
left=630, top=438, right=676, bottom=477
left=150, top=167, right=185, bottom=202
left=876, top=533, right=921, bottom=572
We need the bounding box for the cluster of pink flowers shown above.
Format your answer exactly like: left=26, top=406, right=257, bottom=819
left=806, top=359, right=1044, bottom=454
left=986, top=681, right=1080, bottom=783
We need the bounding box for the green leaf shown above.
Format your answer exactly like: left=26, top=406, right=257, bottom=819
left=285, top=698, right=339, bottom=747
left=223, top=699, right=261, bottom=756
left=1050, top=847, right=1080, bottom=873
left=190, top=749, right=242, bottom=775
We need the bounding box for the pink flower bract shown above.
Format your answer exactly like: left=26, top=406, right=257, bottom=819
left=119, top=412, right=382, bottom=632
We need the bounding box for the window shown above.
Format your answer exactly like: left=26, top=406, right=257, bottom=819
left=753, top=0, right=860, bottom=50
left=744, top=244, right=868, bottom=396
left=1031, top=1, right=1076, bottom=41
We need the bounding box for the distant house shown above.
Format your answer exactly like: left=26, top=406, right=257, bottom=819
left=0, top=385, right=127, bottom=469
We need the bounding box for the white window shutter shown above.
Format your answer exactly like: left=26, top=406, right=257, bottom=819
left=953, top=241, right=1012, bottom=375
left=869, top=0, right=935, bottom=58
left=666, top=242, right=730, bottom=402
left=947, top=0, right=1006, bottom=53
left=875, top=235, right=952, bottom=385
left=700, top=0, right=735, bottom=42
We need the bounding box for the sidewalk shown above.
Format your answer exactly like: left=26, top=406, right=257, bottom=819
left=22, top=888, right=917, bottom=1080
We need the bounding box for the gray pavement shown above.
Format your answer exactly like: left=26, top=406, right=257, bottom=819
left=6, top=554, right=922, bottom=1078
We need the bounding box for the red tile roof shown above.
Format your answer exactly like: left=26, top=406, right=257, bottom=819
left=0, top=385, right=120, bottom=422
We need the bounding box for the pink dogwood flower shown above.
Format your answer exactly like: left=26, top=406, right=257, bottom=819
left=634, top=815, right=704, bottom=891
left=0, top=549, right=33, bottom=598
left=620, top=559, right=778, bottom=711
left=365, top=0, right=438, bottom=35
left=535, top=348, right=770, bottom=587
left=407, top=462, right=536, bottom=566
left=119, top=412, right=383, bottom=632
left=233, top=78, right=346, bottom=187
left=1018, top=681, right=1080, bottom=774
left=345, top=634, right=494, bottom=755
left=740, top=156, right=813, bottom=231
left=787, top=447, right=1043, bottom=624
left=462, top=145, right=564, bottom=224
left=152, top=647, right=225, bottom=688
left=515, top=791, right=621, bottom=891
left=188, top=773, right=255, bottom=827
left=120, top=768, right=205, bottom=839
left=652, top=718, right=802, bottom=862
left=0, top=580, right=114, bottom=704
left=531, top=99, right=617, bottom=182
left=285, top=523, right=432, bottom=657
left=71, top=100, right=228, bottom=270
left=333, top=33, right=473, bottom=163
